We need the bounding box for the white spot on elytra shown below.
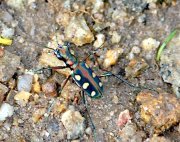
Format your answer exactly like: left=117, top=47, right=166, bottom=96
left=75, top=75, right=81, bottom=81
left=83, top=82, right=89, bottom=89
left=99, top=82, right=102, bottom=87
left=92, top=72, right=96, bottom=78
left=91, top=91, right=96, bottom=97
left=85, top=63, right=89, bottom=68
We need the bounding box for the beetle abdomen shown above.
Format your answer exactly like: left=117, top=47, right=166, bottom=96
left=71, top=62, right=103, bottom=98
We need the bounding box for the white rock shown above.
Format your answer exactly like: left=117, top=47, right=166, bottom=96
left=141, top=38, right=160, bottom=51
left=61, top=109, right=85, bottom=139
left=0, top=103, right=14, bottom=121
left=17, top=74, right=33, bottom=92
left=64, top=15, right=94, bottom=46
left=93, top=33, right=105, bottom=48
left=92, top=0, right=104, bottom=13
left=6, top=0, right=25, bottom=10
left=14, top=91, right=32, bottom=106
left=111, top=31, right=121, bottom=44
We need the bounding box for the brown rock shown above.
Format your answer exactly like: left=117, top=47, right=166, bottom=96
left=125, top=57, right=149, bottom=78
left=42, top=80, right=57, bottom=97
left=137, top=92, right=180, bottom=134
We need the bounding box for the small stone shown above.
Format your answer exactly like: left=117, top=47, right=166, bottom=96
left=91, top=0, right=104, bottom=14
left=93, top=33, right=105, bottom=49
left=0, top=83, right=8, bottom=105
left=42, top=80, right=57, bottom=97
left=32, top=74, right=41, bottom=93
left=141, top=37, right=160, bottom=51
left=125, top=57, right=149, bottom=78
left=112, top=95, right=119, bottom=104
left=0, top=103, right=14, bottom=121
left=64, top=15, right=94, bottom=46
left=14, top=91, right=32, bottom=106
left=131, top=46, right=141, bottom=54
left=32, top=108, right=46, bottom=123
left=4, top=122, right=11, bottom=131
left=119, top=122, right=146, bottom=142
left=128, top=46, right=141, bottom=60
left=103, top=48, right=123, bottom=68
left=6, top=0, right=25, bottom=10
left=111, top=31, right=121, bottom=44
left=61, top=109, right=85, bottom=139
left=117, top=109, right=132, bottom=127
left=17, top=74, right=33, bottom=92
left=53, top=102, right=67, bottom=114
left=85, top=127, right=92, bottom=135
left=137, top=92, right=180, bottom=134
left=0, top=50, right=20, bottom=82
left=138, top=14, right=146, bottom=24
left=1, top=26, right=14, bottom=38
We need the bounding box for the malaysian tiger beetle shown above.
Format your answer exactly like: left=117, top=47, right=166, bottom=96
left=32, top=40, right=156, bottom=141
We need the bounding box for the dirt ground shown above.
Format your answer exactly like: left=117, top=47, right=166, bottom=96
left=0, top=0, right=179, bottom=142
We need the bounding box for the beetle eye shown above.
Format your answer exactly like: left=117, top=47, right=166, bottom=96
left=54, top=49, right=62, bottom=58
left=58, top=44, right=62, bottom=49
left=64, top=41, right=70, bottom=47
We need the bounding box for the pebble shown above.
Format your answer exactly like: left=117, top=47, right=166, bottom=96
left=14, top=91, right=32, bottom=106
left=32, top=74, right=41, bottom=93
left=0, top=103, right=14, bottom=121
left=91, top=0, right=104, bottom=14
left=128, top=46, right=141, bottom=60
left=117, top=109, right=132, bottom=127
left=112, top=95, right=119, bottom=104
left=103, top=48, right=123, bottom=68
left=141, top=37, right=160, bottom=51
left=0, top=83, right=9, bottom=105
left=61, top=109, right=85, bottom=139
left=42, top=80, right=57, bottom=97
left=64, top=15, right=94, bottom=46
left=0, top=21, right=15, bottom=38
left=17, top=74, right=33, bottom=92
left=93, top=33, right=105, bottom=49
left=32, top=108, right=46, bottom=123
left=0, top=50, right=20, bottom=82
left=6, top=0, right=25, bottom=10
left=125, top=57, right=149, bottom=78
left=119, top=122, right=146, bottom=142
left=56, top=11, right=94, bottom=46
left=111, top=31, right=121, bottom=44
left=137, top=91, right=180, bottom=134
left=85, top=127, right=92, bottom=136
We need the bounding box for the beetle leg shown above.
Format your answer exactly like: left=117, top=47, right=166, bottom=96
left=98, top=72, right=157, bottom=92
left=82, top=91, right=97, bottom=140
left=32, top=66, right=68, bottom=74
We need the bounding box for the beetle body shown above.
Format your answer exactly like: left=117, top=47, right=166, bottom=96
left=53, top=43, right=103, bottom=98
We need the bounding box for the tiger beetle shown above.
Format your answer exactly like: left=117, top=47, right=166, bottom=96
left=35, top=41, right=155, bottom=97
left=33, top=40, right=156, bottom=141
